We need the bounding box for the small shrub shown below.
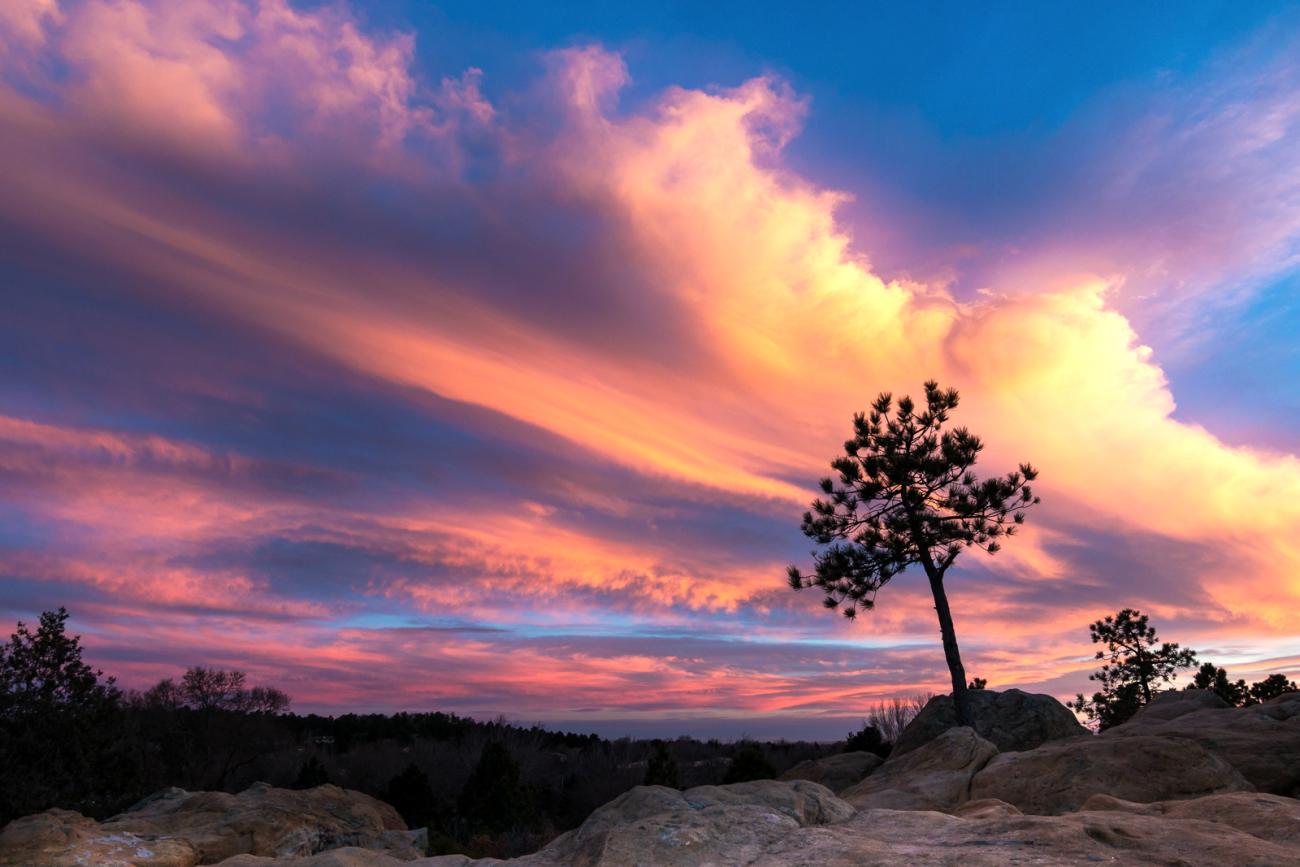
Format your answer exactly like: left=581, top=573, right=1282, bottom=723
left=723, top=743, right=776, bottom=784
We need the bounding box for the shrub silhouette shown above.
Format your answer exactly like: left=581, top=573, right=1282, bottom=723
left=292, top=755, right=330, bottom=789
left=386, top=762, right=438, bottom=830
left=1185, top=665, right=1297, bottom=707
left=136, top=665, right=290, bottom=790
left=968, top=678, right=987, bottom=689
left=843, top=723, right=889, bottom=758
left=458, top=742, right=533, bottom=835
left=643, top=740, right=680, bottom=788
left=1248, top=673, right=1298, bottom=704
left=723, top=742, right=776, bottom=783
left=788, top=381, right=1039, bottom=725
left=1188, top=663, right=1248, bottom=707
left=1069, top=608, right=1197, bottom=729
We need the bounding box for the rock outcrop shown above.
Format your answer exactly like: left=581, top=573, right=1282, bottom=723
left=498, top=779, right=852, bottom=866
left=840, top=727, right=997, bottom=811
left=892, top=688, right=1088, bottom=756
left=969, top=733, right=1252, bottom=814
left=0, top=784, right=425, bottom=866
left=1128, top=688, right=1230, bottom=721
left=6, top=695, right=1300, bottom=866
left=1106, top=690, right=1300, bottom=796
left=203, top=790, right=1300, bottom=866
left=778, top=751, right=883, bottom=793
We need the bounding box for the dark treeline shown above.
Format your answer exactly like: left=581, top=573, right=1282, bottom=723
left=0, top=609, right=842, bottom=858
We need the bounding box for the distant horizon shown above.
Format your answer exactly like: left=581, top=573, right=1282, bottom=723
left=3, top=0, right=1300, bottom=729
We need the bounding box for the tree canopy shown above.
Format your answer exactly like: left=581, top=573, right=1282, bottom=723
left=1187, top=665, right=1297, bottom=708
left=788, top=381, right=1039, bottom=723
left=0, top=608, right=124, bottom=824
left=1070, top=608, right=1197, bottom=729
left=1189, top=663, right=1248, bottom=707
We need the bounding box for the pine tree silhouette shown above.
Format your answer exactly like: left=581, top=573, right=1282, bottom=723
left=788, top=382, right=1039, bottom=725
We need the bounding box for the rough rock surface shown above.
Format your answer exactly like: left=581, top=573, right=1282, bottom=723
left=1106, top=690, right=1300, bottom=796
left=1130, top=688, right=1230, bottom=721
left=778, top=751, right=883, bottom=793
left=0, top=784, right=424, bottom=866
left=840, top=727, right=997, bottom=811
left=8, top=697, right=1300, bottom=866
left=1081, top=791, right=1300, bottom=846
left=518, top=779, right=853, bottom=866
left=208, top=791, right=1300, bottom=866
left=0, top=808, right=200, bottom=866
left=892, top=688, right=1088, bottom=756
left=970, top=733, right=1253, bottom=814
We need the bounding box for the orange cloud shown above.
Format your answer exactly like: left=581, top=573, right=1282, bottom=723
left=0, top=4, right=1297, bottom=723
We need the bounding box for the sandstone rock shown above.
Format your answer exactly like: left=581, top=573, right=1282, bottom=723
left=951, top=798, right=1022, bottom=819
left=1130, top=688, right=1230, bottom=722
left=56, top=785, right=1300, bottom=867
left=1080, top=791, right=1300, bottom=846
left=840, top=727, right=997, bottom=812
left=1107, top=690, right=1300, bottom=796
left=970, top=733, right=1252, bottom=814
left=0, top=808, right=199, bottom=866
left=216, top=852, right=410, bottom=867
left=523, top=779, right=852, bottom=866
left=0, top=784, right=423, bottom=866
left=268, top=793, right=1300, bottom=866
left=892, top=688, right=1088, bottom=756
left=759, top=800, right=1300, bottom=866
left=778, top=751, right=883, bottom=793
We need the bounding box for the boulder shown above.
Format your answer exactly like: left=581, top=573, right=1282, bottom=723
left=496, top=779, right=852, bottom=867
left=1130, top=688, right=1230, bottom=722
left=892, top=688, right=1088, bottom=756
left=278, top=792, right=1300, bottom=866
left=969, top=734, right=1252, bottom=814
left=778, top=751, right=883, bottom=793
left=840, top=727, right=998, bottom=812
left=0, top=808, right=199, bottom=866
left=14, top=784, right=1300, bottom=867
left=0, top=784, right=424, bottom=866
left=1106, top=691, right=1300, bottom=796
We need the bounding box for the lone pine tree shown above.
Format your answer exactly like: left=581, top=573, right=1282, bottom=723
left=788, top=381, right=1039, bottom=726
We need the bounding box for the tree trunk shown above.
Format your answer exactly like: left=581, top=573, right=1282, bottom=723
left=1136, top=648, right=1153, bottom=704
left=927, top=572, right=972, bottom=726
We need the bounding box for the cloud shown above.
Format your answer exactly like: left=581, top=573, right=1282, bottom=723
left=0, top=1, right=1297, bottom=727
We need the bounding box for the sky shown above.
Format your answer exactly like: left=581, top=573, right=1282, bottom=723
left=1, top=0, right=1299, bottom=740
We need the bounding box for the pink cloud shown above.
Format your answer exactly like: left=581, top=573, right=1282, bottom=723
left=0, top=3, right=1297, bottom=722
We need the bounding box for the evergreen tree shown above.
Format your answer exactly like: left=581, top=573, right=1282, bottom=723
left=1188, top=662, right=1248, bottom=707
left=1069, top=608, right=1197, bottom=730
left=292, top=755, right=330, bottom=788
left=458, top=742, right=532, bottom=835
left=722, top=742, right=776, bottom=784
left=788, top=382, right=1039, bottom=725
left=1247, top=673, right=1298, bottom=704
left=0, top=608, right=124, bottom=823
left=386, top=763, right=438, bottom=829
left=643, top=740, right=680, bottom=788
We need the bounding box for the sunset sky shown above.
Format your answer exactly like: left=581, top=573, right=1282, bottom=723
left=2, top=0, right=1299, bottom=739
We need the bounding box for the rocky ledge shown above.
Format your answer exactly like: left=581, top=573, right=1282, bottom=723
left=3, top=689, right=1298, bottom=866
